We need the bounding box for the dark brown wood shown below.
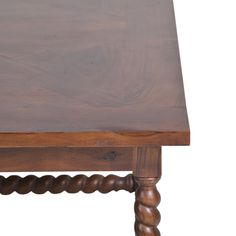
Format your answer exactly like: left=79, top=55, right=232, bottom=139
left=133, top=147, right=161, bottom=178
left=0, top=174, right=136, bottom=195
left=133, top=147, right=162, bottom=236
left=0, top=147, right=132, bottom=172
left=0, top=0, right=190, bottom=147
left=0, top=132, right=189, bottom=148
left=134, top=177, right=161, bottom=236
left=0, top=0, right=189, bottom=235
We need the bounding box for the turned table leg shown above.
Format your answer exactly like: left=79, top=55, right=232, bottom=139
left=134, top=177, right=161, bottom=236
left=133, top=147, right=162, bottom=236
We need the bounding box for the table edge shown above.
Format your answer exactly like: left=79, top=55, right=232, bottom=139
left=0, top=131, right=190, bottom=147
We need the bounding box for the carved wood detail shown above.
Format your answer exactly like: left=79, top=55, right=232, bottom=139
left=0, top=174, right=136, bottom=195
left=134, top=177, right=161, bottom=236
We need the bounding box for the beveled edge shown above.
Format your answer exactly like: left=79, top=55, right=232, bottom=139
left=0, top=131, right=190, bottom=148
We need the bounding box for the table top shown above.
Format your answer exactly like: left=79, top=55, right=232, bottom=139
left=0, top=0, right=190, bottom=147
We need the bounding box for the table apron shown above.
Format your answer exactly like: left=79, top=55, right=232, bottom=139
left=0, top=147, right=133, bottom=172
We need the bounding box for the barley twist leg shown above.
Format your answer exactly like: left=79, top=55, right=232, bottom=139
left=134, top=177, right=161, bottom=236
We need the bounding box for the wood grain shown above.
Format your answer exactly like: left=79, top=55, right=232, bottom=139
left=0, top=147, right=132, bottom=172
left=0, top=132, right=189, bottom=148
left=0, top=0, right=190, bottom=147
left=133, top=147, right=161, bottom=178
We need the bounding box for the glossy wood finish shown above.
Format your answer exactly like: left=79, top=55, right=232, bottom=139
left=0, top=0, right=189, bottom=147
left=0, top=147, right=133, bottom=172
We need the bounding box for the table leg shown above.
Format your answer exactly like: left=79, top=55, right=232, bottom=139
left=133, top=147, right=162, bottom=236
left=134, top=177, right=161, bottom=236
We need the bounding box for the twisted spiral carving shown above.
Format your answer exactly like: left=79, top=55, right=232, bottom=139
left=0, top=174, right=135, bottom=195
left=134, top=178, right=161, bottom=236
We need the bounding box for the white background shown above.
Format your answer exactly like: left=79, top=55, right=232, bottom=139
left=1, top=0, right=236, bottom=235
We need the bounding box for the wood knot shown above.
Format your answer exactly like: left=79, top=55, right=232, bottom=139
left=101, top=151, right=117, bottom=162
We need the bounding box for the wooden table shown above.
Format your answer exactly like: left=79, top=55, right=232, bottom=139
left=0, top=0, right=190, bottom=235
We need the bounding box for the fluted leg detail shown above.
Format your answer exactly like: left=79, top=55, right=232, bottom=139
left=0, top=174, right=136, bottom=195
left=134, top=177, right=161, bottom=236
